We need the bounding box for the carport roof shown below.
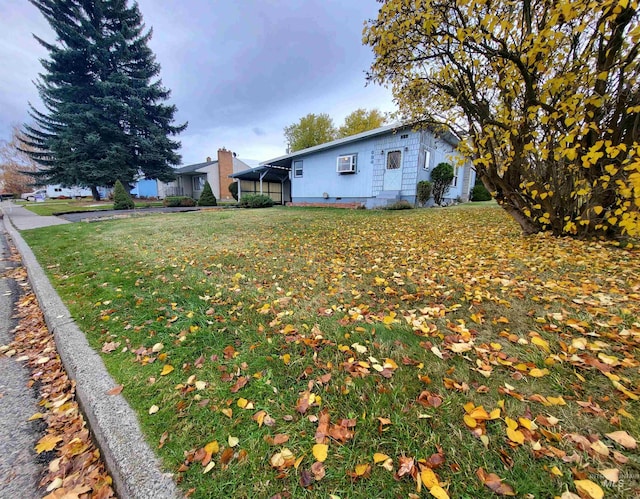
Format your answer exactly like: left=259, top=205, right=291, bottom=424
left=230, top=165, right=290, bottom=183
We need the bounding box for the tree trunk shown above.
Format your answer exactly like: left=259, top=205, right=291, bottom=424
left=91, top=186, right=101, bottom=201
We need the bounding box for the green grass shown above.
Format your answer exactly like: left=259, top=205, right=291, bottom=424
left=22, top=206, right=640, bottom=498
left=22, top=198, right=164, bottom=216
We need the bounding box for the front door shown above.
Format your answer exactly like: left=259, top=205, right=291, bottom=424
left=383, top=150, right=403, bottom=190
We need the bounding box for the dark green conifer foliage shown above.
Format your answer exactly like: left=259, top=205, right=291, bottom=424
left=197, top=181, right=217, bottom=206
left=113, top=179, right=134, bottom=210
left=21, top=0, right=186, bottom=200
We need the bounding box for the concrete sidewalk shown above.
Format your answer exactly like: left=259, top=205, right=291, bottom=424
left=1, top=202, right=180, bottom=498
left=0, top=201, right=71, bottom=230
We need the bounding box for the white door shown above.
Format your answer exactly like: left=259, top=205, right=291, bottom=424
left=383, top=150, right=403, bottom=190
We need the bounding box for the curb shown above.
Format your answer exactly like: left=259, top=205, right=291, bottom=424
left=2, top=212, right=181, bottom=499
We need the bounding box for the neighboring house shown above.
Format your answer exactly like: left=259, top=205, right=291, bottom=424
left=237, top=124, right=475, bottom=208
left=158, top=148, right=252, bottom=201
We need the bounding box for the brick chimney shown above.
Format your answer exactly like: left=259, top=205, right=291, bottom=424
left=217, top=148, right=234, bottom=201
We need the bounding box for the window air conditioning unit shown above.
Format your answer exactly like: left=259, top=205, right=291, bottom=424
left=336, top=154, right=357, bottom=174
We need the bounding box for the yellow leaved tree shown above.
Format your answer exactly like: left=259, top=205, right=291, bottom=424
left=364, top=0, right=640, bottom=239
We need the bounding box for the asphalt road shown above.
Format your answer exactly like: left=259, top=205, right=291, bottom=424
left=0, top=227, right=45, bottom=498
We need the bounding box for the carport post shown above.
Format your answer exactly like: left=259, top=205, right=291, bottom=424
left=259, top=170, right=269, bottom=195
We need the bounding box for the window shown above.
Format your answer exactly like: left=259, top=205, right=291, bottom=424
left=422, top=149, right=431, bottom=170
left=386, top=150, right=401, bottom=170
left=336, top=154, right=357, bottom=174
left=293, top=160, right=303, bottom=178
left=400, top=134, right=409, bottom=139
left=192, top=175, right=205, bottom=191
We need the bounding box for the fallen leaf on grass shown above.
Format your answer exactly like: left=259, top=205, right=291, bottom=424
left=313, top=443, right=328, bottom=462
left=148, top=405, right=159, bottom=415
left=574, top=479, right=604, bottom=499
left=605, top=430, right=637, bottom=449
left=228, top=435, right=239, bottom=447
left=476, top=467, right=516, bottom=496
left=160, top=364, right=174, bottom=376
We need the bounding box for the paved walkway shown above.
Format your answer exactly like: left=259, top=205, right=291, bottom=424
left=0, top=201, right=71, bottom=230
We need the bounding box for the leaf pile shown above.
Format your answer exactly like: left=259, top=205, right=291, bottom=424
left=2, top=260, right=114, bottom=498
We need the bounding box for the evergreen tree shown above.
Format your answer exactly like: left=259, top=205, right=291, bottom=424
left=431, top=162, right=455, bottom=205
left=113, top=179, right=134, bottom=210
left=197, top=181, right=217, bottom=206
left=21, top=0, right=186, bottom=200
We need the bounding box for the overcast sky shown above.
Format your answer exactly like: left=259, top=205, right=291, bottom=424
left=0, top=0, right=396, bottom=165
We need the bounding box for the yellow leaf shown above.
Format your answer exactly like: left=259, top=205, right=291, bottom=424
left=160, top=364, right=174, bottom=376
left=463, top=415, right=477, bottom=428
left=574, top=479, right=604, bottom=499
left=373, top=452, right=389, bottom=464
left=593, top=206, right=604, bottom=215
left=282, top=353, right=291, bottom=365
left=504, top=417, right=518, bottom=430
left=221, top=408, right=233, bottom=418
left=429, top=485, right=449, bottom=499
left=531, top=336, right=550, bottom=353
left=148, top=405, right=159, bottom=414
left=203, top=461, right=215, bottom=474
left=550, top=466, right=563, bottom=476
left=529, top=368, right=549, bottom=377
left=204, top=440, right=219, bottom=455
left=228, top=435, right=239, bottom=447
left=506, top=427, right=525, bottom=445
left=35, top=434, right=62, bottom=454
left=313, top=443, right=328, bottom=462
left=421, top=467, right=439, bottom=488
left=355, top=463, right=369, bottom=476
left=28, top=412, right=45, bottom=421
left=547, top=396, right=566, bottom=406
left=237, top=398, right=249, bottom=409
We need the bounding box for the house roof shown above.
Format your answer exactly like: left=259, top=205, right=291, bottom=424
left=230, top=165, right=291, bottom=183
left=261, top=123, right=460, bottom=167
left=175, top=160, right=216, bottom=174
left=174, top=157, right=254, bottom=175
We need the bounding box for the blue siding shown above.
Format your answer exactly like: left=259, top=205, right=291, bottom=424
left=291, top=136, right=379, bottom=199
left=132, top=179, right=158, bottom=197
left=287, top=128, right=472, bottom=206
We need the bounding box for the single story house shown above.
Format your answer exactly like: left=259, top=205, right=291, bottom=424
left=158, top=148, right=253, bottom=202
left=232, top=124, right=475, bottom=208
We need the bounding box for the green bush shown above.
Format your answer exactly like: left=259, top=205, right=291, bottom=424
left=416, top=180, right=433, bottom=206
left=471, top=180, right=492, bottom=201
left=197, top=181, right=217, bottom=206
left=113, top=180, right=134, bottom=210
left=238, top=194, right=274, bottom=208
left=431, top=162, right=455, bottom=205
left=384, top=200, right=413, bottom=210
left=163, top=196, right=195, bottom=207
left=229, top=181, right=239, bottom=201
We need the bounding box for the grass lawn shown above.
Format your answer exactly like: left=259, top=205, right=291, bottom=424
left=22, top=206, right=640, bottom=498
left=20, top=198, right=164, bottom=216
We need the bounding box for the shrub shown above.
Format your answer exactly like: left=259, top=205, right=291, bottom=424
left=238, top=194, right=274, bottom=208
left=113, top=180, right=134, bottom=210
left=471, top=180, right=492, bottom=201
left=416, top=180, right=433, bottom=206
left=431, top=162, right=455, bottom=205
left=229, top=181, right=239, bottom=201
left=384, top=200, right=413, bottom=210
left=197, top=181, right=217, bottom=206
left=163, top=196, right=195, bottom=207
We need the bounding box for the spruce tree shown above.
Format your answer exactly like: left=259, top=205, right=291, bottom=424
left=197, top=181, right=217, bottom=206
left=113, top=179, right=134, bottom=210
left=21, top=0, right=185, bottom=200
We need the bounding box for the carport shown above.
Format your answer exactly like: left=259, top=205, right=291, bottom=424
left=229, top=165, right=291, bottom=205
